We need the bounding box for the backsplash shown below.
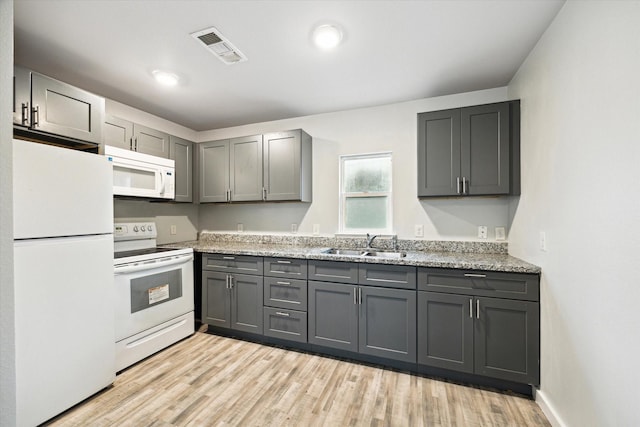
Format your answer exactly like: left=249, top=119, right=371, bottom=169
left=197, top=232, right=508, bottom=254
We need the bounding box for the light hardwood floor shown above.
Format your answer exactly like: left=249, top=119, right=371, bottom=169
left=46, top=332, right=550, bottom=426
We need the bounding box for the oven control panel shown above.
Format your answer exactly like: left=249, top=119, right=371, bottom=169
left=114, top=222, right=157, bottom=241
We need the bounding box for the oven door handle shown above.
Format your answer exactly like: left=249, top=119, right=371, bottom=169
left=114, top=254, right=194, bottom=275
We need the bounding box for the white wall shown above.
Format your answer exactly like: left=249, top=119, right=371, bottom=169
left=197, top=88, right=512, bottom=239
left=507, top=2, right=640, bottom=426
left=0, top=0, right=16, bottom=424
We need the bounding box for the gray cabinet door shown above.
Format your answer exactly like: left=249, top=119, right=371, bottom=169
left=263, top=130, right=312, bottom=202
left=104, top=116, right=133, bottom=151
left=230, top=134, right=263, bottom=201
left=308, top=281, right=358, bottom=352
left=418, top=292, right=474, bottom=373
left=359, top=286, right=417, bottom=363
left=13, top=66, right=30, bottom=127
left=461, top=103, right=510, bottom=195
left=202, top=271, right=231, bottom=329
left=199, top=139, right=230, bottom=203
left=30, top=72, right=105, bottom=145
left=133, top=124, right=170, bottom=158
left=417, top=109, right=461, bottom=197
left=169, top=135, right=193, bottom=202
left=230, top=273, right=264, bottom=334
left=475, top=297, right=539, bottom=385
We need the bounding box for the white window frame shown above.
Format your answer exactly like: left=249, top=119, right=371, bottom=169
left=339, top=152, right=393, bottom=234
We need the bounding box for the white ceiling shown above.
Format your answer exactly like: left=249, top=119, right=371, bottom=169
left=14, top=0, right=564, bottom=131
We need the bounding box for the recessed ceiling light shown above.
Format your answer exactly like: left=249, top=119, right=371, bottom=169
left=313, top=24, right=343, bottom=50
left=152, top=70, right=180, bottom=87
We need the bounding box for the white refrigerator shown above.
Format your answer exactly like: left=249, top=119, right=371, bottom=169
left=13, top=140, right=115, bottom=426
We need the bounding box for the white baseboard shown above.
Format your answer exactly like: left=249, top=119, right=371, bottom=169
left=536, top=389, right=567, bottom=427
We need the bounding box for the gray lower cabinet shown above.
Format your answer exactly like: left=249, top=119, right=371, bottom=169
left=103, top=116, right=170, bottom=158
left=308, top=261, right=418, bottom=363
left=14, top=66, right=105, bottom=146
left=418, top=101, right=520, bottom=197
left=202, top=254, right=264, bottom=334
left=262, top=257, right=308, bottom=343
left=169, top=135, right=193, bottom=202
left=417, top=268, right=540, bottom=385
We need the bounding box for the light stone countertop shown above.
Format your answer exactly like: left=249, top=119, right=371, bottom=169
left=162, top=234, right=541, bottom=274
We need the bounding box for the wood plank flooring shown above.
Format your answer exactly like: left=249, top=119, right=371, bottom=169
left=46, top=332, right=550, bottom=426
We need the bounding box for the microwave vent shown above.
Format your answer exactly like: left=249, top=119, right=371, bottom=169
left=191, top=26, right=247, bottom=65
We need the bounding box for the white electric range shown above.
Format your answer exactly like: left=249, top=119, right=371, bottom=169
left=113, top=221, right=195, bottom=371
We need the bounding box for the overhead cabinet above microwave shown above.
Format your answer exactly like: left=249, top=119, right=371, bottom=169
left=103, top=115, right=170, bottom=159
left=198, top=129, right=312, bottom=203
left=13, top=66, right=105, bottom=149
left=417, top=101, right=520, bottom=197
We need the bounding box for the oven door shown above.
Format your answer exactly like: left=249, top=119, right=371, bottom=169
left=114, top=253, right=194, bottom=342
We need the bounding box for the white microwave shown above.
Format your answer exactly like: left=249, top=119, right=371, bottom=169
left=105, top=145, right=175, bottom=199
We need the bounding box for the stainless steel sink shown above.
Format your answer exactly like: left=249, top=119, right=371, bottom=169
left=321, top=248, right=406, bottom=258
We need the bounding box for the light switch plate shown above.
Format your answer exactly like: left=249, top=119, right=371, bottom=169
left=237, top=223, right=244, bottom=233
left=291, top=223, right=298, bottom=233
left=170, top=225, right=177, bottom=235
left=539, top=231, right=547, bottom=251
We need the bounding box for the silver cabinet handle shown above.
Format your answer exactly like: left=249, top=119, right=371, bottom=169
left=223, top=256, right=235, bottom=260
left=358, top=288, right=362, bottom=305
left=276, top=281, right=291, bottom=285
left=228, top=189, right=232, bottom=201
left=276, top=311, right=290, bottom=317
left=21, top=102, right=29, bottom=125
left=469, top=299, right=473, bottom=318
left=262, top=187, right=267, bottom=201
left=353, top=288, right=357, bottom=305
left=229, top=275, right=234, bottom=289
left=133, top=137, right=138, bottom=151
left=476, top=299, right=480, bottom=319
left=464, top=273, right=487, bottom=278
left=456, top=177, right=461, bottom=194
left=32, top=105, right=39, bottom=127
left=276, top=260, right=292, bottom=264
left=462, top=177, right=468, bottom=194
left=225, top=274, right=230, bottom=289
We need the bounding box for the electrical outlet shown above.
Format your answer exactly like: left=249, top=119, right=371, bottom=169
left=495, top=227, right=506, bottom=241
left=414, top=224, right=424, bottom=238
left=478, top=226, right=488, bottom=239
left=237, top=223, right=244, bottom=233
left=313, top=224, right=320, bottom=235
left=539, top=231, right=547, bottom=251
left=291, top=223, right=298, bottom=233
left=170, top=225, right=177, bottom=235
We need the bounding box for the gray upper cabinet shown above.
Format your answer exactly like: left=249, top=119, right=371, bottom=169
left=169, top=135, right=194, bottom=203
left=103, top=116, right=170, bottom=158
left=418, top=101, right=520, bottom=197
left=199, top=135, right=263, bottom=203
left=263, top=130, right=312, bottom=202
left=14, top=67, right=105, bottom=146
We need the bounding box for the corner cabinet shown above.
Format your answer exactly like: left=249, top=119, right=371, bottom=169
left=13, top=66, right=105, bottom=147
left=417, top=101, right=520, bottom=197
left=103, top=116, right=170, bottom=158
left=169, top=135, right=194, bottom=202
left=199, top=129, right=312, bottom=204
left=417, top=268, right=539, bottom=385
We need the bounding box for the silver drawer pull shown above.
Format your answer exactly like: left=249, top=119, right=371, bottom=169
left=276, top=312, right=290, bottom=317
left=276, top=260, right=292, bottom=264
left=223, top=256, right=235, bottom=260
left=276, top=281, right=291, bottom=285
left=464, top=273, right=486, bottom=278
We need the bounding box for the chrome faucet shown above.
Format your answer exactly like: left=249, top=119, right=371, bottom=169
left=366, top=233, right=378, bottom=248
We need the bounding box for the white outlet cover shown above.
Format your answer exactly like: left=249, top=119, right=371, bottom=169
left=495, top=227, right=506, bottom=241
left=478, top=226, right=488, bottom=239
left=291, top=223, right=298, bottom=233
left=237, top=223, right=244, bottom=233
left=414, top=224, right=424, bottom=238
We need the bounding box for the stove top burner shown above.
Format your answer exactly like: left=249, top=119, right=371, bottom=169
left=114, top=247, right=179, bottom=259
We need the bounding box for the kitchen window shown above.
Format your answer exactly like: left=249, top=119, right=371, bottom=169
left=339, top=152, right=392, bottom=234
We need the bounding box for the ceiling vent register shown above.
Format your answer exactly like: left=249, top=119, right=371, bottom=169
left=190, top=26, right=247, bottom=65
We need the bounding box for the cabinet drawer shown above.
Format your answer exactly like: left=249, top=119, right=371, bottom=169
left=264, top=257, right=308, bottom=279
left=263, top=307, right=307, bottom=343
left=418, top=268, right=539, bottom=301
left=308, top=260, right=358, bottom=284
left=359, top=264, right=417, bottom=290
left=202, top=253, right=263, bottom=275
left=263, top=277, right=308, bottom=311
